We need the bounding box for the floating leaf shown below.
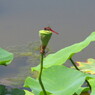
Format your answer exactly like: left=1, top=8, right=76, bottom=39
left=24, top=65, right=86, bottom=95
left=76, top=58, right=95, bottom=74
left=0, top=48, right=13, bottom=66
left=32, top=32, right=95, bottom=71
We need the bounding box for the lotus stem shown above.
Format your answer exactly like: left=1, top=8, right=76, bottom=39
left=69, top=58, right=91, bottom=90
left=69, top=58, right=79, bottom=70
left=38, top=52, right=47, bottom=95
left=38, top=27, right=57, bottom=95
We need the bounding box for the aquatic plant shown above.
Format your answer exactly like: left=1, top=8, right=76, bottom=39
left=24, top=30, right=95, bottom=95
left=39, top=27, right=58, bottom=95
left=0, top=48, right=13, bottom=66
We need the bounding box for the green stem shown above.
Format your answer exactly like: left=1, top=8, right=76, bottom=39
left=69, top=58, right=79, bottom=70
left=39, top=53, right=47, bottom=95
left=69, top=58, right=91, bottom=90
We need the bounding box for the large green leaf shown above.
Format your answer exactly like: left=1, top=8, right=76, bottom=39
left=24, top=77, right=41, bottom=95
left=32, top=32, right=95, bottom=71
left=76, top=58, right=95, bottom=75
left=0, top=48, right=13, bottom=65
left=24, top=65, right=86, bottom=95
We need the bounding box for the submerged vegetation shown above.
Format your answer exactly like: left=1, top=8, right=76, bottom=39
left=1, top=29, right=95, bottom=94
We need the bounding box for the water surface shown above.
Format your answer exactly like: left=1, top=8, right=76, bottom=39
left=0, top=0, right=95, bottom=87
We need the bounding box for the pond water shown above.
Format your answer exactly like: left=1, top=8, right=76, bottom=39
left=0, top=43, right=40, bottom=88
left=0, top=0, right=95, bottom=88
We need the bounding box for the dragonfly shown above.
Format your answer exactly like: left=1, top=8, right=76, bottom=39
left=44, top=26, right=59, bottom=35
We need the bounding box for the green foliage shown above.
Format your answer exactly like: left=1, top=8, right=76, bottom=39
left=23, top=31, right=95, bottom=94
left=0, top=85, right=7, bottom=95
left=32, top=32, right=95, bottom=71
left=24, top=77, right=41, bottom=95
left=2, top=30, right=95, bottom=95
left=76, top=58, right=95, bottom=74
left=11, top=88, right=25, bottom=95
left=24, top=90, right=34, bottom=95
left=24, top=65, right=87, bottom=95
left=0, top=84, right=34, bottom=95
left=10, top=88, right=34, bottom=95
left=0, top=48, right=13, bottom=66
